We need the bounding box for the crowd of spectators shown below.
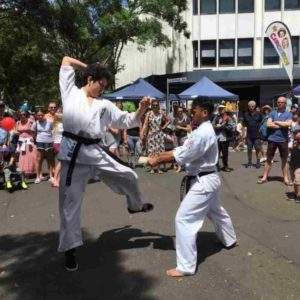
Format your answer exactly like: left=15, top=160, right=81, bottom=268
left=0, top=96, right=300, bottom=202
left=0, top=100, right=63, bottom=191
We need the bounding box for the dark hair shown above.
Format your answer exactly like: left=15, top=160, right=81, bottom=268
left=278, top=29, right=286, bottom=36
left=192, top=98, right=214, bottom=115
left=36, top=108, right=46, bottom=115
left=83, top=63, right=112, bottom=85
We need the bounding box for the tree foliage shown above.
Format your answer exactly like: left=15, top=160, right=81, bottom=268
left=0, top=0, right=189, bottom=108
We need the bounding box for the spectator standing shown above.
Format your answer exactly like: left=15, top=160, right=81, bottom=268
left=243, top=100, right=263, bottom=168
left=15, top=111, right=37, bottom=176
left=52, top=109, right=63, bottom=187
left=32, top=109, right=55, bottom=184
left=212, top=105, right=235, bottom=172
left=234, top=118, right=246, bottom=151
left=141, top=100, right=169, bottom=174
left=290, top=130, right=300, bottom=203
left=260, top=105, right=272, bottom=163
left=45, top=101, right=58, bottom=122
left=173, top=107, right=191, bottom=146
left=124, top=126, right=141, bottom=168
left=258, top=97, right=293, bottom=185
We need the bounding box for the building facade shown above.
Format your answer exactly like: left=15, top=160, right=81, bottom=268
left=116, top=0, right=300, bottom=106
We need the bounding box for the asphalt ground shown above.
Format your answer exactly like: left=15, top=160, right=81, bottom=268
left=0, top=151, right=300, bottom=300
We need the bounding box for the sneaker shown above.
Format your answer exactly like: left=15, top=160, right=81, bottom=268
left=65, top=250, right=78, bottom=272
left=222, top=167, right=231, bottom=172
left=34, top=178, right=41, bottom=184
left=255, top=163, right=261, bottom=169
left=295, top=196, right=300, bottom=204
left=6, top=181, right=13, bottom=190
left=21, top=181, right=28, bottom=189
left=245, top=163, right=252, bottom=168
left=128, top=203, right=154, bottom=214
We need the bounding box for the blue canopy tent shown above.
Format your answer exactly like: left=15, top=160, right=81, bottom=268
left=105, top=78, right=165, bottom=100
left=293, top=85, right=300, bottom=96
left=179, top=76, right=239, bottom=101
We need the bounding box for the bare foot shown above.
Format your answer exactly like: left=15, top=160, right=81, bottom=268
left=166, top=268, right=186, bottom=277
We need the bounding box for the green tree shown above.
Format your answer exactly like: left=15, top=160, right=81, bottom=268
left=0, top=0, right=189, bottom=107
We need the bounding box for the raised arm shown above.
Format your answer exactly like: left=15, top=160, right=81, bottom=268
left=59, top=56, right=87, bottom=103
left=108, top=97, right=151, bottom=130
left=61, top=56, right=87, bottom=70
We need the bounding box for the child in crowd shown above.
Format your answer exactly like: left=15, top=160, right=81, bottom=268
left=0, top=128, right=28, bottom=192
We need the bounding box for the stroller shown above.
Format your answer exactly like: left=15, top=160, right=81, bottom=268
left=0, top=145, right=28, bottom=192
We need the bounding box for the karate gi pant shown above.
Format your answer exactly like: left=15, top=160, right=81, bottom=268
left=58, top=160, right=144, bottom=252
left=175, top=180, right=236, bottom=275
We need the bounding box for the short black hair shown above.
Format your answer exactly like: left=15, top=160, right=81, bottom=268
left=83, top=63, right=112, bottom=85
left=192, top=98, right=214, bottom=115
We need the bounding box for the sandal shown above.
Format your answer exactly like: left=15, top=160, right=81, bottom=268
left=284, top=181, right=293, bottom=186
left=257, top=178, right=268, bottom=184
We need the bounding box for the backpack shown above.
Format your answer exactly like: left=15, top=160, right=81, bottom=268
left=259, top=115, right=269, bottom=141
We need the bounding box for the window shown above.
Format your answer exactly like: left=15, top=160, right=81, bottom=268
left=219, top=0, right=235, bottom=13
left=238, top=0, right=254, bottom=13
left=193, top=41, right=199, bottom=68
left=292, top=36, right=299, bottom=64
left=285, top=0, right=300, bottom=9
left=200, top=0, right=216, bottom=14
left=200, top=40, right=217, bottom=67
left=219, top=39, right=235, bottom=66
left=265, top=0, right=281, bottom=11
left=264, top=38, right=280, bottom=65
left=238, top=39, right=253, bottom=65
left=193, top=0, right=198, bottom=15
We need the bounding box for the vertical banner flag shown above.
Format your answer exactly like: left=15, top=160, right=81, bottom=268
left=265, top=21, right=294, bottom=86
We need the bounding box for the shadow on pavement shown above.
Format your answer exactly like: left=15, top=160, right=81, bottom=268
left=0, top=227, right=225, bottom=299
left=97, top=226, right=175, bottom=251
left=0, top=229, right=157, bottom=300
left=196, top=232, right=224, bottom=268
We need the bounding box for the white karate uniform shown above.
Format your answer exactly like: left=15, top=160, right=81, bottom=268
left=173, top=121, right=237, bottom=275
left=58, top=65, right=144, bottom=252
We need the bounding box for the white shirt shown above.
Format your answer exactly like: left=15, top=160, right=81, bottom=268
left=174, top=121, right=218, bottom=175
left=53, top=122, right=64, bottom=144
left=58, top=65, right=140, bottom=164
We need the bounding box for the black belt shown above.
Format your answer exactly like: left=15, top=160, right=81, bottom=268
left=62, top=131, right=130, bottom=186
left=180, top=171, right=216, bottom=202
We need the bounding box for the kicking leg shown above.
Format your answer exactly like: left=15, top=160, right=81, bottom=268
left=95, top=154, right=153, bottom=213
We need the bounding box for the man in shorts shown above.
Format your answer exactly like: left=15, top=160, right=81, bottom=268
left=258, top=97, right=292, bottom=185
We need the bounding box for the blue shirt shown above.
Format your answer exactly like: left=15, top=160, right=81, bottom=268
left=268, top=110, right=292, bottom=143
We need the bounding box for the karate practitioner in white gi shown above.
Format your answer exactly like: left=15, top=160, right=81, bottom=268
left=148, top=100, right=237, bottom=277
left=58, top=56, right=153, bottom=271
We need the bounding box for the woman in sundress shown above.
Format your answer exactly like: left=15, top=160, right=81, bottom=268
left=16, top=111, right=37, bottom=176
left=141, top=100, right=169, bottom=174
